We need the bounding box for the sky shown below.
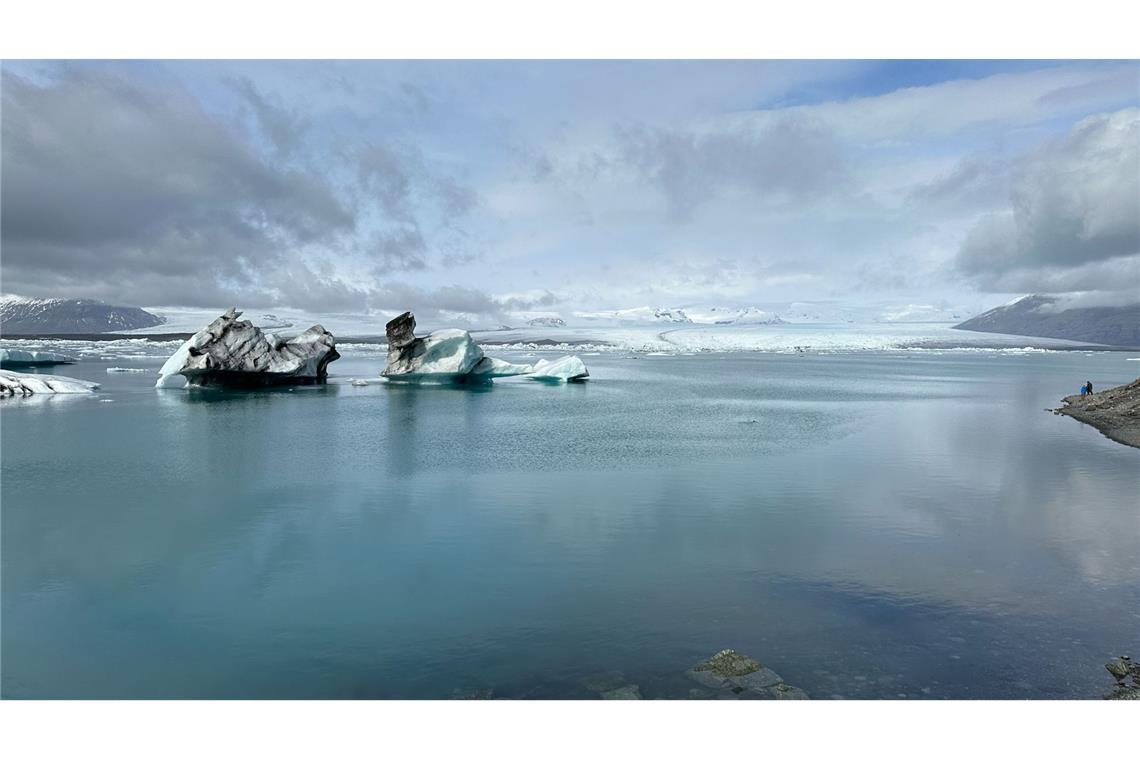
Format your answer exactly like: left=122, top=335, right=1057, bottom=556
left=1, top=59, right=1138, bottom=321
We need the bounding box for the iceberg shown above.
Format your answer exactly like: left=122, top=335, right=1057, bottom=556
left=155, top=308, right=340, bottom=389
left=468, top=356, right=535, bottom=378
left=381, top=312, right=589, bottom=383
left=0, top=348, right=77, bottom=368
left=529, top=355, right=590, bottom=382
left=383, top=326, right=485, bottom=379
left=1, top=369, right=99, bottom=396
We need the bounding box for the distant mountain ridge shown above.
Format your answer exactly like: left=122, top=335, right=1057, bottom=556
left=0, top=295, right=166, bottom=334
left=953, top=295, right=1140, bottom=347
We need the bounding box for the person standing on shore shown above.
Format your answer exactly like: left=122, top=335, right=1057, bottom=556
left=1086, top=381, right=1094, bottom=395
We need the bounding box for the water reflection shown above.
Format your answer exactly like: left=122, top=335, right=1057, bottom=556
left=2, top=351, right=1137, bottom=698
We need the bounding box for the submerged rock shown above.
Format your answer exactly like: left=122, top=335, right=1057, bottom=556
left=449, top=687, right=495, bottom=700
left=686, top=648, right=808, bottom=700
left=380, top=311, right=588, bottom=384
left=579, top=671, right=630, bottom=694
left=693, top=648, right=763, bottom=677
left=1, top=369, right=99, bottom=396
left=601, top=684, right=642, bottom=700
left=0, top=348, right=77, bottom=368
left=155, top=308, right=339, bottom=389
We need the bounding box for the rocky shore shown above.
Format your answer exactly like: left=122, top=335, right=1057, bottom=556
left=1053, top=377, right=1140, bottom=448
left=1103, top=655, right=1139, bottom=700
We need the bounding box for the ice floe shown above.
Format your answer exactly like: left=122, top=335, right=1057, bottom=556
left=529, top=355, right=589, bottom=382
left=0, top=348, right=77, bottom=367
left=1, top=370, right=100, bottom=396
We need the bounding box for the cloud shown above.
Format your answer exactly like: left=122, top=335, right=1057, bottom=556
left=726, top=63, right=1139, bottom=144
left=954, top=108, right=1140, bottom=294
left=907, top=156, right=1011, bottom=213
left=228, top=76, right=307, bottom=157
left=614, top=115, right=847, bottom=221
left=3, top=61, right=1137, bottom=316
left=1, top=66, right=355, bottom=305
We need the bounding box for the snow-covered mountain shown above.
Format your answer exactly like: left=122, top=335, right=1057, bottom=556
left=0, top=295, right=166, bottom=334
left=573, top=307, right=694, bottom=324
left=682, top=305, right=784, bottom=325
left=954, top=295, right=1140, bottom=347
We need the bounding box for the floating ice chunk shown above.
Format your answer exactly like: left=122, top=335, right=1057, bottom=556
left=529, top=355, right=589, bottom=382
left=383, top=326, right=485, bottom=379
left=155, top=308, right=339, bottom=388
left=106, top=367, right=150, bottom=373
left=1, top=370, right=100, bottom=396
left=155, top=337, right=194, bottom=388
left=351, top=379, right=369, bottom=386
left=467, top=356, right=534, bottom=378
left=0, top=348, right=77, bottom=367
left=382, top=312, right=589, bottom=384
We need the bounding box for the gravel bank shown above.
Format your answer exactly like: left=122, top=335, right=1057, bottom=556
left=1055, top=377, right=1140, bottom=449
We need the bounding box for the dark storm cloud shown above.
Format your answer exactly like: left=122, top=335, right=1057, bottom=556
left=1, top=66, right=355, bottom=305
left=615, top=115, right=847, bottom=221
left=955, top=108, right=1140, bottom=294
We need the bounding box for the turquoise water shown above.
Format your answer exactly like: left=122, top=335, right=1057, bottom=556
left=2, top=349, right=1138, bottom=698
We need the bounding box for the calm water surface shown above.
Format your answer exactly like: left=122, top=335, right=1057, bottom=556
left=2, top=349, right=1138, bottom=698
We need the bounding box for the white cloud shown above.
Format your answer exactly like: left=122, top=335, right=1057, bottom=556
left=955, top=108, right=1139, bottom=293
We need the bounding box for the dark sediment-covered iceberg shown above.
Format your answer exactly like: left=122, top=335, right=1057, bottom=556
left=156, top=308, right=339, bottom=389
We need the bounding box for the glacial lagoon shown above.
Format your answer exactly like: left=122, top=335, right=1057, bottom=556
left=2, top=346, right=1138, bottom=698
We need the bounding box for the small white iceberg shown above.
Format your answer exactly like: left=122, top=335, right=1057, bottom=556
left=1, top=370, right=100, bottom=396
left=351, top=379, right=369, bottom=387
left=106, top=367, right=151, bottom=373
left=529, top=356, right=589, bottom=382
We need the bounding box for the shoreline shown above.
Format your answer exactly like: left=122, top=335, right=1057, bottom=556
left=1054, top=378, right=1140, bottom=449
